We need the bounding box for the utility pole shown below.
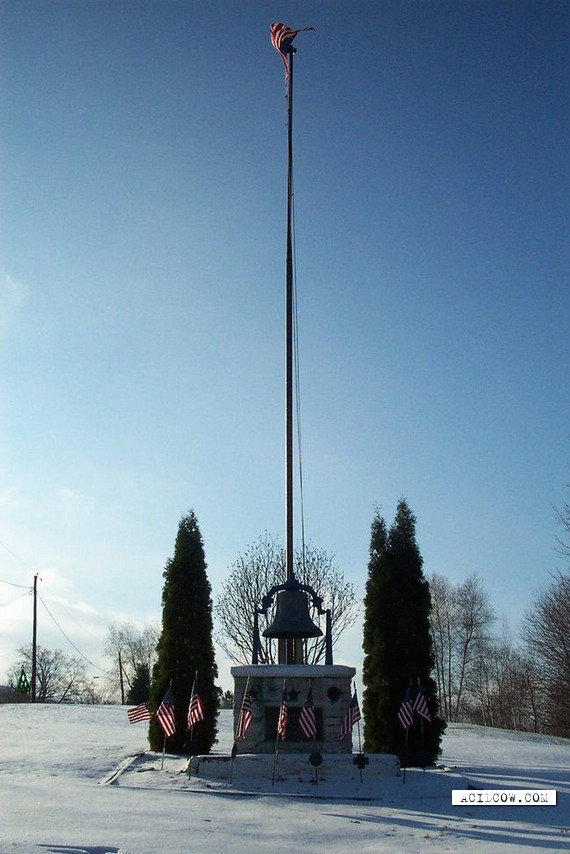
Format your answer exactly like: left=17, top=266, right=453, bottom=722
left=31, top=573, right=38, bottom=703
left=118, top=650, right=125, bottom=704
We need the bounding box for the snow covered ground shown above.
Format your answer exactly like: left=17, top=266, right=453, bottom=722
left=0, top=704, right=568, bottom=853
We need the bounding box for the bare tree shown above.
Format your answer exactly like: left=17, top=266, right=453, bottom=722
left=453, top=575, right=495, bottom=719
left=554, top=496, right=570, bottom=561
left=104, top=621, right=160, bottom=701
left=522, top=571, right=570, bottom=736
left=215, top=533, right=358, bottom=664
left=428, top=574, right=457, bottom=720
left=467, top=624, right=544, bottom=732
left=7, top=645, right=89, bottom=703
left=429, top=573, right=494, bottom=721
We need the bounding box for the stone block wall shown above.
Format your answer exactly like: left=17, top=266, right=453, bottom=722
left=232, top=664, right=357, bottom=754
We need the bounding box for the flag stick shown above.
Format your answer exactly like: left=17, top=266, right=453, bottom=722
left=187, top=669, right=199, bottom=779
left=230, top=675, right=251, bottom=784
left=272, top=679, right=287, bottom=785
left=308, top=679, right=318, bottom=785
left=355, top=724, right=364, bottom=783
left=272, top=729, right=280, bottom=786
left=313, top=735, right=319, bottom=786
left=402, top=727, right=409, bottom=784
left=161, top=734, right=166, bottom=771
left=187, top=722, right=194, bottom=779
left=353, top=685, right=365, bottom=783
left=417, top=677, right=426, bottom=771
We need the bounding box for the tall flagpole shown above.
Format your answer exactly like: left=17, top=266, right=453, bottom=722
left=270, top=23, right=314, bottom=664
left=285, top=46, right=295, bottom=586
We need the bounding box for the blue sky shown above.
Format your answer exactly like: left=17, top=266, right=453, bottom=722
left=1, top=1, right=568, bottom=689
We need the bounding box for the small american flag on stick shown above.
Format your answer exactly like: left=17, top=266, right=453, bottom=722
left=236, top=691, right=254, bottom=739
left=277, top=689, right=288, bottom=741
left=339, top=690, right=361, bottom=740
left=413, top=684, right=431, bottom=722
left=127, top=702, right=151, bottom=724
left=156, top=686, right=176, bottom=738
left=187, top=676, right=205, bottom=728
left=398, top=686, right=414, bottom=730
left=299, top=686, right=317, bottom=739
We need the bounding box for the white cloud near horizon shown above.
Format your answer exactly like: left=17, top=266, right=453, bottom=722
left=0, top=273, right=28, bottom=333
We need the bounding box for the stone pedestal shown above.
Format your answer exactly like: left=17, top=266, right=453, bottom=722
left=189, top=751, right=400, bottom=782
left=232, top=664, right=356, bottom=754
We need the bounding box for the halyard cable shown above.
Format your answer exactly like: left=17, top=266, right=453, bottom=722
left=291, top=152, right=307, bottom=578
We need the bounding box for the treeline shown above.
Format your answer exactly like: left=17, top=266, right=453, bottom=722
left=429, top=570, right=569, bottom=738
left=5, top=500, right=568, bottom=746
left=361, top=496, right=569, bottom=743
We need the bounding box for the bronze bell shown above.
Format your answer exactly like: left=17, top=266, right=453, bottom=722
left=263, top=587, right=323, bottom=640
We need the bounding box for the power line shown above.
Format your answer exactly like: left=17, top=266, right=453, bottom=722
left=0, top=577, right=32, bottom=590
left=0, top=590, right=31, bottom=609
left=37, top=592, right=106, bottom=673
left=0, top=538, right=38, bottom=574
left=0, top=540, right=107, bottom=674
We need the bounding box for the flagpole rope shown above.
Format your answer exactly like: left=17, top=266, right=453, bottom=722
left=292, top=196, right=307, bottom=578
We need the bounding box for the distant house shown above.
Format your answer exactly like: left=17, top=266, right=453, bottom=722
left=0, top=685, right=26, bottom=703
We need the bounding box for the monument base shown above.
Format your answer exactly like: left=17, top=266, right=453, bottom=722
left=189, top=752, right=400, bottom=782
left=232, top=664, right=358, bottom=753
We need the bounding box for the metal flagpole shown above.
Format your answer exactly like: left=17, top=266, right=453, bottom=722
left=269, top=22, right=313, bottom=664
left=285, top=46, right=294, bottom=588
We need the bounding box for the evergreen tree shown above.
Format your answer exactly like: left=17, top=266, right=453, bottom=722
left=362, top=500, right=445, bottom=763
left=362, top=511, right=388, bottom=742
left=126, top=663, right=150, bottom=706
left=149, top=510, right=218, bottom=754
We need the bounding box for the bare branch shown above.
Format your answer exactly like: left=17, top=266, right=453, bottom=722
left=215, top=534, right=358, bottom=664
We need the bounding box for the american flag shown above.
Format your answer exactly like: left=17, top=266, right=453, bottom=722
left=277, top=689, right=288, bottom=741
left=413, top=684, right=431, bottom=722
left=269, top=22, right=315, bottom=76
left=187, top=678, right=205, bottom=729
left=236, top=691, right=254, bottom=739
left=338, top=690, right=361, bottom=740
left=299, top=687, right=317, bottom=739
left=156, top=686, right=176, bottom=738
left=398, top=687, right=414, bottom=730
left=127, top=702, right=151, bottom=724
